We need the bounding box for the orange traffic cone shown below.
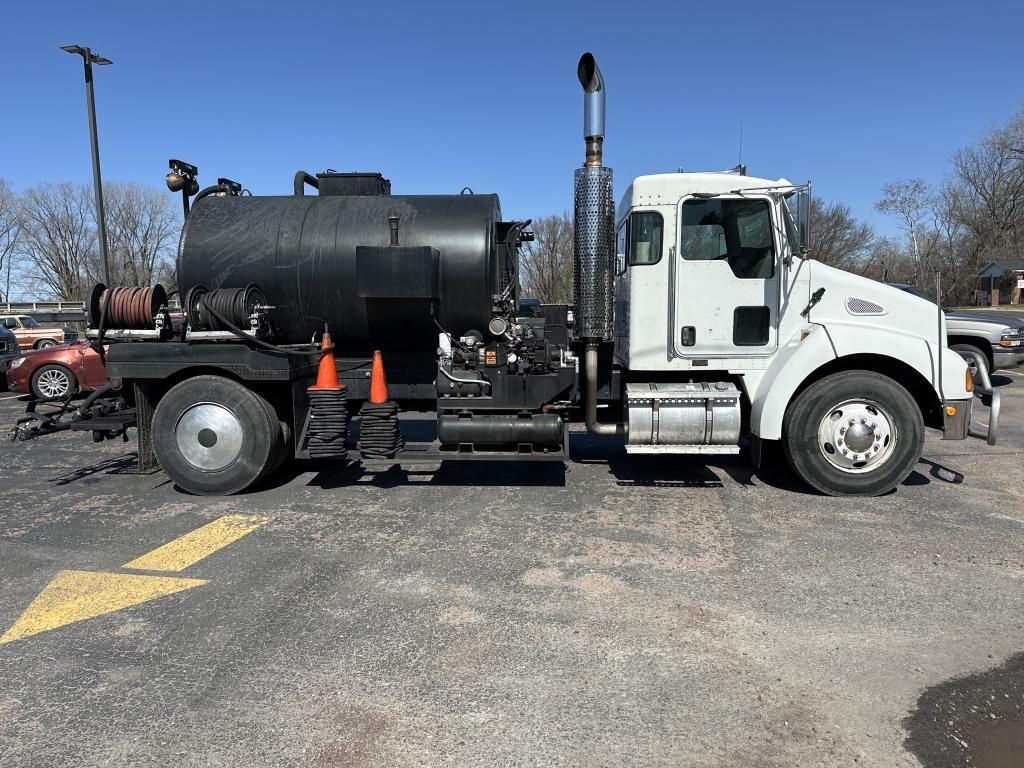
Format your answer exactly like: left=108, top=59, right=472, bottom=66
left=309, top=325, right=342, bottom=391
left=369, top=350, right=389, bottom=403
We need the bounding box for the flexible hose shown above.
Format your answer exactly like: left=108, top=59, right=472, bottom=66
left=437, top=365, right=492, bottom=390
left=99, top=286, right=166, bottom=329
left=191, top=286, right=262, bottom=332
left=194, top=293, right=335, bottom=358
left=192, top=185, right=223, bottom=204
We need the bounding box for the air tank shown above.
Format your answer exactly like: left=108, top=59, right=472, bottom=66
left=177, top=185, right=507, bottom=354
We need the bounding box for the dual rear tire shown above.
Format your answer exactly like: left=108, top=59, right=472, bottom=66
left=152, top=375, right=290, bottom=495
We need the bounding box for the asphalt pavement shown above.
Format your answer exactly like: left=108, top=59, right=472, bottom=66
left=0, top=371, right=1021, bottom=767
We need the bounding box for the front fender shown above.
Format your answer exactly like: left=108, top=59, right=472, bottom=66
left=826, top=320, right=971, bottom=401
left=750, top=320, right=971, bottom=441
left=748, top=324, right=835, bottom=441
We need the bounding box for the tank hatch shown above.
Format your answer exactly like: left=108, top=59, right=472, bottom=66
left=316, top=172, right=391, bottom=196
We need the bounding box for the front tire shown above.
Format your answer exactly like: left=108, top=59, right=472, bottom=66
left=31, top=364, right=77, bottom=400
left=783, top=371, right=924, bottom=496
left=152, top=375, right=282, bottom=495
left=35, top=338, right=58, bottom=349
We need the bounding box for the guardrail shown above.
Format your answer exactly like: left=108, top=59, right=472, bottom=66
left=1, top=301, right=87, bottom=314
left=1, top=298, right=181, bottom=315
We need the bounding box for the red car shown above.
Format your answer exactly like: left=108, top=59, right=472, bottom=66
left=5, top=342, right=108, bottom=400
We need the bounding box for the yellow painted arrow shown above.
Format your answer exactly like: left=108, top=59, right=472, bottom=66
left=0, top=514, right=269, bottom=645
left=0, top=570, right=207, bottom=644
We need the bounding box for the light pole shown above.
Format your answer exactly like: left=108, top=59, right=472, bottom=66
left=61, top=44, right=112, bottom=288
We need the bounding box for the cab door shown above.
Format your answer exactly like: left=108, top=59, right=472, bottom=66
left=672, top=194, right=781, bottom=359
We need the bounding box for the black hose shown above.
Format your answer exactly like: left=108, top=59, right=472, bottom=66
left=76, top=384, right=114, bottom=417
left=194, top=286, right=257, bottom=332
left=192, top=185, right=222, bottom=204
left=196, top=295, right=335, bottom=358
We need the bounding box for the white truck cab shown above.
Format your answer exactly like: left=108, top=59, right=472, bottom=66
left=612, top=170, right=993, bottom=495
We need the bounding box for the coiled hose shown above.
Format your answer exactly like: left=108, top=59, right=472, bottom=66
left=187, top=284, right=265, bottom=332
left=93, top=285, right=167, bottom=329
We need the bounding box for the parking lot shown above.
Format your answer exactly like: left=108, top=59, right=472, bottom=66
left=0, top=371, right=1020, bottom=767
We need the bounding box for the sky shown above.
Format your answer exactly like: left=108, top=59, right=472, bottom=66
left=1, top=0, right=1022, bottom=236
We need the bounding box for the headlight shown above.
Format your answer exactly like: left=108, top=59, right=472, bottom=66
left=8, top=357, right=25, bottom=369
left=999, top=328, right=1024, bottom=347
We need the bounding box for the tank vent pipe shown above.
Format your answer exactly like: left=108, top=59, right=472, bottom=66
left=294, top=171, right=319, bottom=196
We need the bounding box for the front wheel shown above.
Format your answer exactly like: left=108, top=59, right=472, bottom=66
left=35, top=338, right=58, bottom=349
left=152, top=375, right=282, bottom=495
left=31, top=364, right=78, bottom=400
left=783, top=371, right=924, bottom=496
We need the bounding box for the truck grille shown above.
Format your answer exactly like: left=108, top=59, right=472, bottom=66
left=64, top=330, right=78, bottom=342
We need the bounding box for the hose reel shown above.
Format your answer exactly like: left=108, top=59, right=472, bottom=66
left=184, top=283, right=272, bottom=339
left=87, top=284, right=172, bottom=338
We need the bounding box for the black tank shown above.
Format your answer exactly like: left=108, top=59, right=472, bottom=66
left=177, top=191, right=504, bottom=353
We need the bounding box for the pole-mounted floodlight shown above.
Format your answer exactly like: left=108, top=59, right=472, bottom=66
left=61, top=44, right=112, bottom=288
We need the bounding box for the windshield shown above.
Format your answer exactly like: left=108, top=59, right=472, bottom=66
left=19, top=316, right=40, bottom=328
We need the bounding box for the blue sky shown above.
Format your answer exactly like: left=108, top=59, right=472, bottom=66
left=2, top=1, right=1021, bottom=235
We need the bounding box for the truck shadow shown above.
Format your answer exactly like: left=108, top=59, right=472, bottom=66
left=301, top=460, right=567, bottom=490
left=48, top=451, right=144, bottom=485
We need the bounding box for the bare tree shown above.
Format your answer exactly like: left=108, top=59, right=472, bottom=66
left=16, top=183, right=96, bottom=300
left=809, top=197, right=874, bottom=271
left=103, top=183, right=179, bottom=287
left=875, top=177, right=930, bottom=270
left=951, top=113, right=1024, bottom=266
left=0, top=179, right=19, bottom=301
left=520, top=213, right=573, bottom=303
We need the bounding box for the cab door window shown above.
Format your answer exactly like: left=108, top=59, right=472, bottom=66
left=681, top=198, right=775, bottom=279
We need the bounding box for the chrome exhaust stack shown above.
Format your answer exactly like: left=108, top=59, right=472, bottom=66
left=578, top=52, right=606, bottom=167
left=573, top=52, right=622, bottom=436
left=573, top=51, right=615, bottom=343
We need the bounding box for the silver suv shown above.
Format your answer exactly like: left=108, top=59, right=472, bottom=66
left=889, top=284, right=1024, bottom=380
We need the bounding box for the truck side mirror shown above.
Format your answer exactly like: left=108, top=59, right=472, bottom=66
left=797, top=187, right=811, bottom=252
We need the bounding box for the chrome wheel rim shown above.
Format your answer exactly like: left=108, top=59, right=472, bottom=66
left=175, top=403, right=244, bottom=471
left=37, top=340, right=56, bottom=349
left=36, top=369, right=71, bottom=398
left=816, top=399, right=897, bottom=474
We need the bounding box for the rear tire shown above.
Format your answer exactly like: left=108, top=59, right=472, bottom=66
left=30, top=364, right=77, bottom=400
left=783, top=370, right=924, bottom=496
left=951, top=343, right=990, bottom=385
left=152, top=375, right=281, bottom=495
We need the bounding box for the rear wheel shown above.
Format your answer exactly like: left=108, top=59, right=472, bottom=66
left=31, top=364, right=77, bottom=400
left=783, top=370, right=924, bottom=496
left=152, top=375, right=282, bottom=495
